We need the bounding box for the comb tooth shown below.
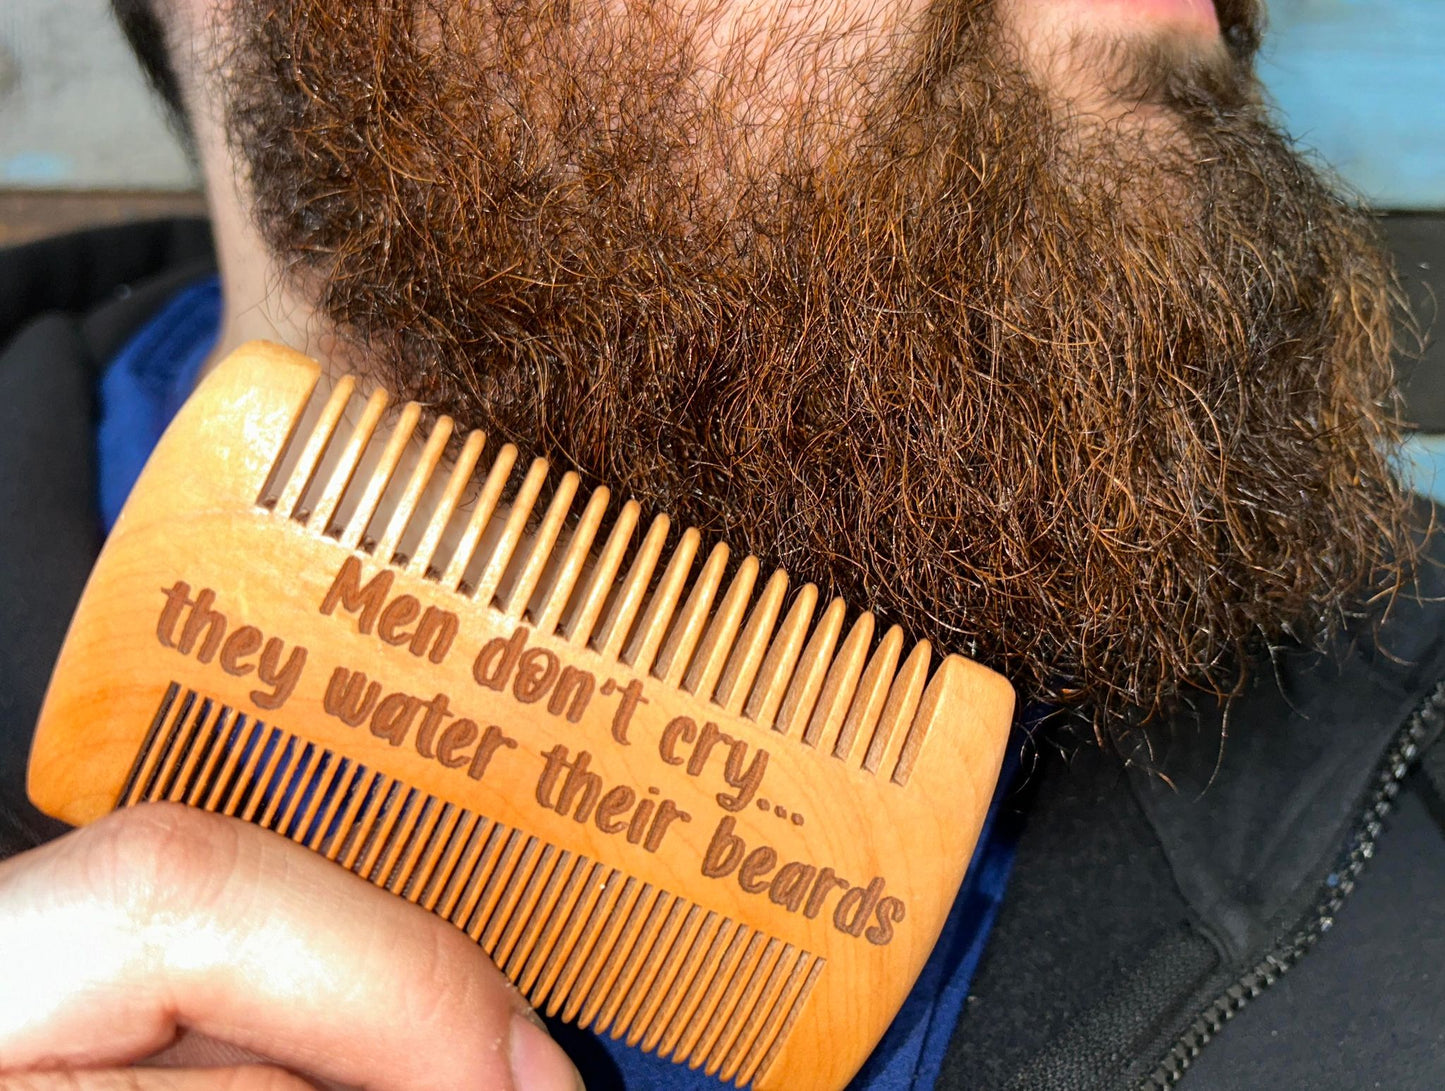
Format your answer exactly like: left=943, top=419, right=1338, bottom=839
left=435, top=818, right=500, bottom=920
left=719, top=942, right=796, bottom=1084
left=743, top=583, right=819, bottom=730
left=832, top=624, right=904, bottom=763
left=607, top=896, right=689, bottom=1040
left=863, top=639, right=931, bottom=775
left=891, top=659, right=952, bottom=787
left=621, top=902, right=699, bottom=1047
left=716, top=569, right=789, bottom=714
left=773, top=597, right=847, bottom=738
left=389, top=799, right=450, bottom=895
left=416, top=810, right=481, bottom=910
left=476, top=839, right=546, bottom=953
left=532, top=862, right=611, bottom=1011
left=376, top=795, right=436, bottom=890
left=514, top=856, right=594, bottom=996
left=559, top=499, right=639, bottom=647
left=374, top=417, right=453, bottom=563
left=289, top=754, right=348, bottom=845
left=239, top=732, right=294, bottom=824
left=501, top=471, right=580, bottom=619
left=353, top=784, right=414, bottom=878
left=746, top=954, right=826, bottom=1087
left=681, top=556, right=759, bottom=700
left=275, top=376, right=356, bottom=519
left=669, top=924, right=753, bottom=1064
left=183, top=707, right=239, bottom=807
left=590, top=512, right=666, bottom=657
left=654, top=542, right=731, bottom=686
left=441, top=443, right=518, bottom=590
left=260, top=741, right=315, bottom=830
left=532, top=486, right=610, bottom=635
left=200, top=716, right=255, bottom=813
left=330, top=773, right=389, bottom=866
left=407, top=429, right=486, bottom=578
left=310, top=388, right=390, bottom=533
left=471, top=457, right=550, bottom=605
left=645, top=911, right=723, bottom=1055
left=497, top=848, right=572, bottom=974
left=401, top=803, right=462, bottom=902
left=552, top=874, right=639, bottom=1021
left=578, top=886, right=664, bottom=1031
left=562, top=877, right=650, bottom=1026
left=339, top=402, right=422, bottom=550
left=454, top=826, right=524, bottom=938
left=309, top=763, right=366, bottom=854
left=802, top=612, right=876, bottom=751
left=622, top=527, right=701, bottom=675
left=708, top=937, right=785, bottom=1078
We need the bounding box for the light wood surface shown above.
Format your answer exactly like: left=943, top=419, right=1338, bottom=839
left=30, top=341, right=1014, bottom=1091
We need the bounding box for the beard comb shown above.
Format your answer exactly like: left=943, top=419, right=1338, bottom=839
left=29, top=341, right=1013, bottom=1090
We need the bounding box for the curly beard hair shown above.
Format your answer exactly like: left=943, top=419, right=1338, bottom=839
left=218, top=0, right=1417, bottom=740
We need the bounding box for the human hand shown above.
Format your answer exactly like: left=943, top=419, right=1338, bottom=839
left=0, top=803, right=583, bottom=1090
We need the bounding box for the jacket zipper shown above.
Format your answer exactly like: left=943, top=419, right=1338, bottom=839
left=1139, top=678, right=1445, bottom=1090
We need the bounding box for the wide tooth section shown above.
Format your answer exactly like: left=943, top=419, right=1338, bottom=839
left=682, top=556, right=759, bottom=700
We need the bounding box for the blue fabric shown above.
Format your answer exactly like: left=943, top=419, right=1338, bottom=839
left=97, top=279, right=1024, bottom=1088
left=96, top=275, right=222, bottom=531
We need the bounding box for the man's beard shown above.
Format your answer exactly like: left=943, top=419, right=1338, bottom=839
left=217, top=0, right=1416, bottom=738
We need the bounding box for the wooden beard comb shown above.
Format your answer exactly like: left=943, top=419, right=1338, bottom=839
left=30, top=341, right=1013, bottom=1090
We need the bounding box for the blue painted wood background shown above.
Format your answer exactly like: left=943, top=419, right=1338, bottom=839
left=1259, top=0, right=1445, bottom=208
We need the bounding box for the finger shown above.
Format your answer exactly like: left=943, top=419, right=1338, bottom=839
left=0, top=1065, right=312, bottom=1091
left=0, top=804, right=581, bottom=1091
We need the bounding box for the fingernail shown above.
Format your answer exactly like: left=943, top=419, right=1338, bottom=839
left=510, top=1010, right=585, bottom=1091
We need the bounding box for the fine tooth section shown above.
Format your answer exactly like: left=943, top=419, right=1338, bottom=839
left=628, top=904, right=705, bottom=1049
left=531, top=486, right=611, bottom=635
left=671, top=924, right=751, bottom=1064
left=407, top=427, right=486, bottom=578
left=623, top=527, right=701, bottom=675
left=648, top=912, right=726, bottom=1056
left=532, top=862, right=612, bottom=1012
left=500, top=472, right=581, bottom=619
left=721, top=943, right=796, bottom=1085
left=748, top=955, right=826, bottom=1087
left=563, top=500, right=641, bottom=648
left=742, top=584, right=819, bottom=730
left=772, top=597, right=847, bottom=739
left=716, top=570, right=789, bottom=716
left=469, top=457, right=549, bottom=605
left=339, top=402, right=422, bottom=550
left=654, top=542, right=732, bottom=687
left=123, top=698, right=829, bottom=1089
left=556, top=875, right=643, bottom=1022
left=374, top=416, right=455, bottom=564
left=801, top=612, right=875, bottom=751
left=578, top=885, right=664, bottom=1031
left=276, top=375, right=356, bottom=520
left=711, top=938, right=785, bottom=1081
left=683, top=556, right=760, bottom=700
left=441, top=442, right=518, bottom=590
left=592, top=513, right=669, bottom=658
left=862, top=640, right=931, bottom=775
left=608, top=896, right=690, bottom=1040
left=832, top=624, right=904, bottom=763
left=309, top=387, right=390, bottom=535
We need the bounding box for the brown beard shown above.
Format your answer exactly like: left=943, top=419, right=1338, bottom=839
left=217, top=0, right=1416, bottom=739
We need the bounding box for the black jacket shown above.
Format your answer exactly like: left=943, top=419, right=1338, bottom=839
left=2, top=220, right=1442, bottom=1089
